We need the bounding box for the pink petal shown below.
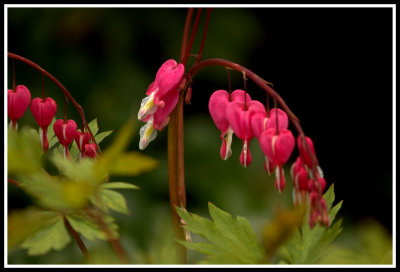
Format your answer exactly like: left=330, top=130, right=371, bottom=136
left=7, top=85, right=31, bottom=121
left=152, top=91, right=179, bottom=130
left=265, top=108, right=289, bottom=130
left=209, top=90, right=231, bottom=134
left=54, top=119, right=77, bottom=146
left=231, top=89, right=251, bottom=103
left=274, top=129, right=295, bottom=165
left=30, top=97, right=57, bottom=128
left=297, top=135, right=316, bottom=168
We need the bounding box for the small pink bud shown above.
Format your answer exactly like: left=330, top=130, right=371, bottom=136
left=53, top=119, right=78, bottom=146
left=8, top=85, right=31, bottom=126
left=297, top=135, right=316, bottom=168
left=30, top=97, right=57, bottom=129
left=83, top=143, right=97, bottom=158
left=74, top=131, right=92, bottom=152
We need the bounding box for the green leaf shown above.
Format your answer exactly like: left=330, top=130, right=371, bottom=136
left=176, top=203, right=266, bottom=264
left=20, top=215, right=71, bottom=255
left=101, top=182, right=140, bottom=190
left=284, top=184, right=343, bottom=264
left=8, top=208, right=58, bottom=250
left=95, top=130, right=114, bottom=144
left=65, top=214, right=108, bottom=241
left=46, top=118, right=58, bottom=149
left=8, top=128, right=42, bottom=175
left=94, top=118, right=136, bottom=180
left=92, top=189, right=130, bottom=215
left=109, top=152, right=158, bottom=176
left=88, top=118, right=99, bottom=136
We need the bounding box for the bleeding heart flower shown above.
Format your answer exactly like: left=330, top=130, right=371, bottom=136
left=308, top=191, right=330, bottom=228
left=30, top=97, right=57, bottom=152
left=297, top=135, right=316, bottom=169
left=259, top=128, right=295, bottom=192
left=226, top=97, right=265, bottom=167
left=138, top=59, right=184, bottom=150
left=208, top=89, right=251, bottom=160
left=251, top=108, right=289, bottom=140
left=290, top=156, right=310, bottom=204
left=30, top=97, right=57, bottom=129
left=83, top=143, right=97, bottom=158
left=7, top=85, right=31, bottom=128
left=54, top=119, right=77, bottom=158
left=74, top=131, right=91, bottom=153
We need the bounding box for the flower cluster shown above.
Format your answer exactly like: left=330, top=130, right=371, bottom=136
left=138, top=59, right=185, bottom=150
left=7, top=85, right=97, bottom=159
left=208, top=89, right=329, bottom=227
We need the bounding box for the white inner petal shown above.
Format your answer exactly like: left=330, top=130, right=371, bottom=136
left=139, top=117, right=158, bottom=150
left=138, top=92, right=157, bottom=120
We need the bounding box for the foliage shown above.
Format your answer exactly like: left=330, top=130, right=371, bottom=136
left=7, top=118, right=158, bottom=257
left=177, top=184, right=343, bottom=264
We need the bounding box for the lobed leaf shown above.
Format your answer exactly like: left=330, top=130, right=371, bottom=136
left=95, top=130, right=114, bottom=144
left=176, top=203, right=266, bottom=264
left=20, top=215, right=71, bottom=256
left=284, top=184, right=343, bottom=264
left=91, top=189, right=130, bottom=215
left=88, top=118, right=99, bottom=136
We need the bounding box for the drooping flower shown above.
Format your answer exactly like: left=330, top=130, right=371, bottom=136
left=208, top=89, right=252, bottom=160
left=308, top=191, right=330, bottom=228
left=290, top=156, right=310, bottom=204
left=7, top=85, right=31, bottom=129
left=138, top=59, right=185, bottom=150
left=259, top=127, right=295, bottom=192
left=83, top=143, right=97, bottom=158
left=297, top=135, right=316, bottom=169
left=251, top=108, right=289, bottom=175
left=74, top=130, right=92, bottom=158
left=30, top=97, right=57, bottom=152
left=53, top=119, right=77, bottom=158
left=226, top=93, right=265, bottom=167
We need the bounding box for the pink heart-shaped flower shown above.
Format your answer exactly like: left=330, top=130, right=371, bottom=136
left=226, top=99, right=265, bottom=167
left=297, top=135, right=316, bottom=168
left=83, top=143, right=97, bottom=158
left=259, top=128, right=295, bottom=166
left=30, top=97, right=57, bottom=129
left=74, top=131, right=92, bottom=152
left=8, top=85, right=31, bottom=123
left=265, top=108, right=289, bottom=131
left=53, top=119, right=78, bottom=146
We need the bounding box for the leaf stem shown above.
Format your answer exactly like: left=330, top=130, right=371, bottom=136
left=63, top=215, right=90, bottom=261
left=85, top=208, right=129, bottom=264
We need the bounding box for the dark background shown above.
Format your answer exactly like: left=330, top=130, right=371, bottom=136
left=7, top=6, right=393, bottom=263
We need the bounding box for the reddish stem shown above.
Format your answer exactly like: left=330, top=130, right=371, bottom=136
left=42, top=72, right=45, bottom=99
left=196, top=8, right=212, bottom=63
left=12, top=58, right=16, bottom=90
left=7, top=52, right=101, bottom=155
left=63, top=216, right=90, bottom=261
left=180, top=8, right=194, bottom=63
left=181, top=8, right=202, bottom=66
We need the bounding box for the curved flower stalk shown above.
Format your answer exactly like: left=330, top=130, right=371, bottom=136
left=138, top=59, right=185, bottom=150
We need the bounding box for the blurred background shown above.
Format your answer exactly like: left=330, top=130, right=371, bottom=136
left=6, top=7, right=393, bottom=264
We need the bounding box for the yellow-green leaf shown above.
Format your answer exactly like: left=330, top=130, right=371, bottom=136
left=109, top=152, right=158, bottom=176
left=20, top=215, right=71, bottom=255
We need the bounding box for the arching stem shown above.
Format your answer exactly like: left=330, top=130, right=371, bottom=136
left=7, top=52, right=101, bottom=155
